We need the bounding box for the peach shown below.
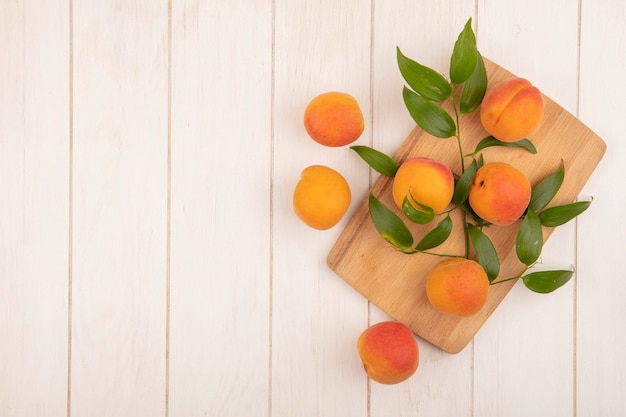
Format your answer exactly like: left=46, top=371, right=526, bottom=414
left=426, top=258, right=489, bottom=317
left=357, top=321, right=419, bottom=384
left=468, top=162, right=531, bottom=226
left=293, top=165, right=351, bottom=230
left=480, top=77, right=544, bottom=142
left=392, top=157, right=454, bottom=214
left=303, top=92, right=364, bottom=147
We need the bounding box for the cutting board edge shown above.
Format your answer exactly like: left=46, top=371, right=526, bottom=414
left=325, top=58, right=607, bottom=353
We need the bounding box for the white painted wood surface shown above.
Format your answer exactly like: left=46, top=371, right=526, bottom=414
left=1, top=1, right=624, bottom=416
left=70, top=1, right=168, bottom=416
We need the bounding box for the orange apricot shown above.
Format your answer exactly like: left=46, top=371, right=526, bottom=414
left=426, top=258, right=489, bottom=317
left=480, top=77, right=544, bottom=142
left=468, top=162, right=531, bottom=226
left=303, top=92, right=364, bottom=147
left=357, top=321, right=419, bottom=384
left=392, top=157, right=454, bottom=214
left=293, top=165, right=351, bottom=230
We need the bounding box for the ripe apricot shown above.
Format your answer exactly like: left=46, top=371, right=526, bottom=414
left=303, top=92, right=364, bottom=147
left=468, top=162, right=531, bottom=226
left=426, top=258, right=489, bottom=317
left=480, top=77, right=544, bottom=142
left=357, top=321, right=419, bottom=385
left=392, top=157, right=454, bottom=214
left=293, top=165, right=351, bottom=230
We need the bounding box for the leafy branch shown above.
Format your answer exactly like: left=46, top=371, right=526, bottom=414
left=350, top=17, right=592, bottom=294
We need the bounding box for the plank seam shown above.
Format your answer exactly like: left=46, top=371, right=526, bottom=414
left=166, top=1, right=173, bottom=416
left=269, top=1, right=276, bottom=416
left=67, top=0, right=74, bottom=415
left=573, top=2, right=583, bottom=416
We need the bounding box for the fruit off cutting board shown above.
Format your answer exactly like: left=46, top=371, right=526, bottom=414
left=327, top=59, right=606, bottom=354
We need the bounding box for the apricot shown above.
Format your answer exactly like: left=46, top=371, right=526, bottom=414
left=480, top=77, right=544, bottom=142
left=468, top=162, right=531, bottom=226
left=357, top=321, right=419, bottom=385
left=392, top=157, right=454, bottom=214
left=426, top=258, right=489, bottom=317
left=303, top=92, right=364, bottom=147
left=293, top=165, right=351, bottom=230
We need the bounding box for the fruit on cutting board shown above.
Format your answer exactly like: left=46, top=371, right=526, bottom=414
left=468, top=162, right=531, bottom=226
left=293, top=165, right=351, bottom=230
left=426, top=258, right=489, bottom=317
left=392, top=157, right=454, bottom=214
left=304, top=91, right=364, bottom=147
left=357, top=321, right=419, bottom=384
left=480, top=77, right=544, bottom=142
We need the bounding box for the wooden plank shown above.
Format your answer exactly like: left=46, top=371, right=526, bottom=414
left=70, top=2, right=168, bottom=415
left=369, top=3, right=475, bottom=416
left=327, top=58, right=606, bottom=354
left=473, top=2, right=580, bottom=416
left=577, top=1, right=626, bottom=415
left=0, top=2, right=69, bottom=415
left=272, top=1, right=371, bottom=415
left=168, top=2, right=272, bottom=416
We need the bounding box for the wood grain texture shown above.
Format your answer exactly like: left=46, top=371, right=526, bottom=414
left=368, top=4, right=476, bottom=416
left=327, top=59, right=606, bottom=354
left=71, top=2, right=168, bottom=416
left=474, top=3, right=580, bottom=416
left=168, top=2, right=272, bottom=416
left=0, top=2, right=69, bottom=416
left=0, top=1, right=625, bottom=416
left=577, top=1, right=626, bottom=415
left=272, top=1, right=371, bottom=416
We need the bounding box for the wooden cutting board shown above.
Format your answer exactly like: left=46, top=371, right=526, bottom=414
left=327, top=59, right=607, bottom=354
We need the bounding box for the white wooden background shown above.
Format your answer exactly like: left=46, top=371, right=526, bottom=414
left=1, top=1, right=625, bottom=416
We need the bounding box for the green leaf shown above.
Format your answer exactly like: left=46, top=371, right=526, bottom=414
left=402, top=87, right=456, bottom=138
left=522, top=269, right=574, bottom=293
left=459, top=51, right=487, bottom=113
left=465, top=136, right=537, bottom=157
left=368, top=194, right=414, bottom=250
left=538, top=200, right=592, bottom=227
left=402, top=196, right=435, bottom=224
left=476, top=152, right=484, bottom=168
left=460, top=200, right=484, bottom=226
left=516, top=208, right=543, bottom=266
left=450, top=18, right=478, bottom=84
left=456, top=156, right=485, bottom=224
left=467, top=224, right=500, bottom=281
left=453, top=158, right=478, bottom=205
left=529, top=163, right=565, bottom=212
left=415, top=215, right=453, bottom=251
left=397, top=47, right=452, bottom=102
left=350, top=146, right=400, bottom=177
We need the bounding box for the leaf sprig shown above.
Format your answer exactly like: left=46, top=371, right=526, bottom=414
left=351, top=17, right=593, bottom=294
